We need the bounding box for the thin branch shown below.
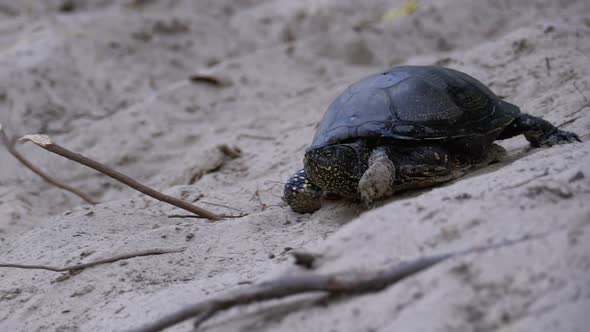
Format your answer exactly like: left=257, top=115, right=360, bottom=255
left=560, top=81, right=590, bottom=124
left=0, top=247, right=185, bottom=272
left=199, top=200, right=242, bottom=212
left=20, top=134, right=222, bottom=221
left=563, top=101, right=590, bottom=120
left=573, top=81, right=588, bottom=103
left=0, top=124, right=97, bottom=204
left=130, top=255, right=450, bottom=332
left=501, top=169, right=549, bottom=190
left=558, top=116, right=581, bottom=129
left=237, top=133, right=275, bottom=141
left=189, top=72, right=231, bottom=87
left=129, top=236, right=535, bottom=332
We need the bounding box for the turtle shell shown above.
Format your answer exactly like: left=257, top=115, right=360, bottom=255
left=311, top=66, right=520, bottom=152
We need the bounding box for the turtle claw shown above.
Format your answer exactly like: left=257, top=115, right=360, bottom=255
left=540, top=129, right=582, bottom=147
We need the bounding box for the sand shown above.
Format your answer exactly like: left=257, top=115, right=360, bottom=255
left=0, top=0, right=589, bottom=331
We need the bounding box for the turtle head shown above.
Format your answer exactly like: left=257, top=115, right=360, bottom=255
left=304, top=141, right=369, bottom=196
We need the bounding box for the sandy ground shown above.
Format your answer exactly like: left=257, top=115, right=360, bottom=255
left=1, top=0, right=589, bottom=331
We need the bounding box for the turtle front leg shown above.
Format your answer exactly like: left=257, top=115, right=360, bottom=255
left=358, top=147, right=396, bottom=206
left=284, top=169, right=323, bottom=213
left=498, top=113, right=581, bottom=147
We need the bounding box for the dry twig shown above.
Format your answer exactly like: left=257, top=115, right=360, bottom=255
left=559, top=81, right=590, bottom=127
left=20, top=134, right=222, bottom=221
left=237, top=133, right=275, bottom=141
left=199, top=200, right=242, bottom=212
left=129, top=236, right=534, bottom=332
left=0, top=247, right=185, bottom=272
left=189, top=72, right=231, bottom=87
left=501, top=168, right=549, bottom=190
left=0, top=124, right=97, bottom=204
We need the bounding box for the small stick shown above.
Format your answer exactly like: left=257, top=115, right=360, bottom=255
left=189, top=72, right=231, bottom=87
left=0, top=247, right=185, bottom=272
left=129, top=236, right=536, bottom=332
left=237, top=133, right=275, bottom=141
left=0, top=124, right=97, bottom=204
left=561, top=81, right=590, bottom=122
left=558, top=116, right=580, bottom=129
left=572, top=81, right=588, bottom=103
left=501, top=169, right=549, bottom=190
left=199, top=200, right=242, bottom=212
left=20, top=134, right=222, bottom=221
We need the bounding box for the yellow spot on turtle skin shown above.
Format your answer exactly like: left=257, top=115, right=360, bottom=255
left=434, top=152, right=440, bottom=160
left=434, top=166, right=447, bottom=171
left=292, top=187, right=297, bottom=191
left=444, top=154, right=448, bottom=162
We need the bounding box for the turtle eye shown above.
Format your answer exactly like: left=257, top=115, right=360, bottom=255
left=321, top=149, right=334, bottom=158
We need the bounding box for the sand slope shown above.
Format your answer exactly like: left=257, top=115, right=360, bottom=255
left=1, top=1, right=589, bottom=331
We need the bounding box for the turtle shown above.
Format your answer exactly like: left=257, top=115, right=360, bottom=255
left=284, top=65, right=581, bottom=213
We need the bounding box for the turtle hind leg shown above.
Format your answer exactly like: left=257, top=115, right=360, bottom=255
left=498, top=113, right=581, bottom=147
left=358, top=145, right=462, bottom=205
left=358, top=144, right=508, bottom=207
left=393, top=145, right=463, bottom=192
left=283, top=169, right=323, bottom=213
left=462, top=143, right=506, bottom=169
